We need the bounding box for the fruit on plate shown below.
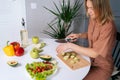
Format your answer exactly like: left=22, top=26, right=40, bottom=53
left=15, top=47, right=24, bottom=56
left=30, top=48, right=42, bottom=59
left=32, top=36, right=39, bottom=44
left=7, top=60, right=18, bottom=67
left=25, top=61, right=57, bottom=80
left=10, top=42, right=20, bottom=51
left=40, top=55, right=52, bottom=61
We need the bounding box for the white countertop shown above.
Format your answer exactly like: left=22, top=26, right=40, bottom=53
left=0, top=38, right=90, bottom=80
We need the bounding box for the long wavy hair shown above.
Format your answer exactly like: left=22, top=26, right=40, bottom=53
left=85, top=0, right=113, bottom=25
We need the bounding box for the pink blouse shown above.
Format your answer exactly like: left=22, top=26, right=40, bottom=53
left=88, top=19, right=116, bottom=71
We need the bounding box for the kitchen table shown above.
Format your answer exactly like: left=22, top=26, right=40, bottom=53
left=0, top=38, right=90, bottom=80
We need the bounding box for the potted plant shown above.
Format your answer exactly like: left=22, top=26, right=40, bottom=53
left=44, top=0, right=83, bottom=41
left=44, top=19, right=71, bottom=39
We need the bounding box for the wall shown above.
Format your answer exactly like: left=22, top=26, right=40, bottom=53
left=25, top=0, right=120, bottom=46
left=73, top=0, right=88, bottom=46
left=1, top=0, right=119, bottom=44
left=0, top=0, right=26, bottom=46
left=25, top=0, right=74, bottom=38
left=110, top=0, right=120, bottom=32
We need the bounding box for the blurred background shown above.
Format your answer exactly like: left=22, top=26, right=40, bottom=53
left=0, top=0, right=120, bottom=45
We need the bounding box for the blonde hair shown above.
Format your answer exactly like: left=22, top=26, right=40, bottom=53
left=85, top=0, right=113, bottom=25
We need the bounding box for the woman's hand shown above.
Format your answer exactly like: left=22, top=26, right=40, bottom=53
left=56, top=43, right=71, bottom=54
left=66, top=33, right=80, bottom=42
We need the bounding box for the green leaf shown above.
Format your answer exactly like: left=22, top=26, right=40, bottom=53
left=44, top=7, right=59, bottom=17
left=53, top=2, right=60, bottom=14
left=43, top=0, right=83, bottom=39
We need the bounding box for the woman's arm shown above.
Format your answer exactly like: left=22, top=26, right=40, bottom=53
left=67, top=32, right=88, bottom=39
left=69, top=43, right=98, bottom=58
left=56, top=43, right=98, bottom=58
left=79, top=32, right=88, bottom=39
left=66, top=32, right=88, bottom=42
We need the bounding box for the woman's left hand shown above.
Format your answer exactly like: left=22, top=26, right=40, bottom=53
left=56, top=43, right=71, bottom=54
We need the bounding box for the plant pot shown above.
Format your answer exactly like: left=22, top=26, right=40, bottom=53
left=55, top=39, right=66, bottom=43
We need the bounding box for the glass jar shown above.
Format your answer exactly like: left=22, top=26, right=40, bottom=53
left=20, top=29, right=28, bottom=48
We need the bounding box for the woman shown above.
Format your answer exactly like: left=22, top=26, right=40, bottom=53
left=56, top=0, right=117, bottom=80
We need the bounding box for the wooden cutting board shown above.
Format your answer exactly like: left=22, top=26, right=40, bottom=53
left=57, top=51, right=90, bottom=70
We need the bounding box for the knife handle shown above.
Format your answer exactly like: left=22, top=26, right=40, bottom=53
left=65, top=38, right=77, bottom=42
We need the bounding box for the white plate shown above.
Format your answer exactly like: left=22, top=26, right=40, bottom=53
left=47, top=67, right=58, bottom=79
left=25, top=64, right=58, bottom=80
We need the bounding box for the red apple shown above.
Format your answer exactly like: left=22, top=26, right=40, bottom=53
left=15, top=47, right=24, bottom=56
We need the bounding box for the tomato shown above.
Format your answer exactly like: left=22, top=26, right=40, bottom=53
left=33, top=70, right=36, bottom=74
left=10, top=42, right=20, bottom=51
left=37, top=68, right=41, bottom=72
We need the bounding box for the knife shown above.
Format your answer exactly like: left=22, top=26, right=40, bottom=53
left=65, top=38, right=77, bottom=42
